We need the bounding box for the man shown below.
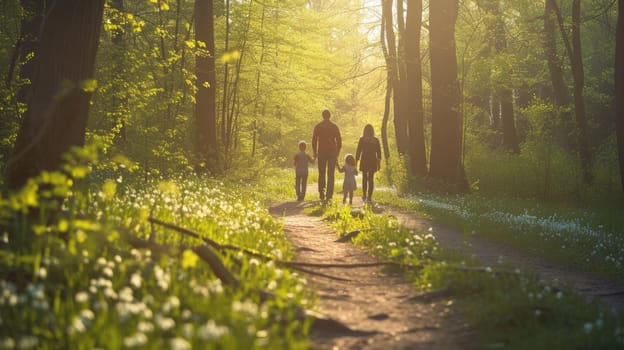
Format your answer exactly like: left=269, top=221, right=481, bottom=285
left=312, top=109, right=341, bottom=201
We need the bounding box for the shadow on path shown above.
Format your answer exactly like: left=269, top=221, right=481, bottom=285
left=269, top=200, right=475, bottom=350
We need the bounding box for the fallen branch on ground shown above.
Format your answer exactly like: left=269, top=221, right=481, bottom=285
left=148, top=217, right=422, bottom=272
left=121, top=229, right=375, bottom=335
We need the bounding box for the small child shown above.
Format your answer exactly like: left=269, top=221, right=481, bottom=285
left=294, top=140, right=313, bottom=201
left=337, top=154, right=357, bottom=205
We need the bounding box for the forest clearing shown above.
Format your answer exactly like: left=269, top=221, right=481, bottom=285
left=1, top=0, right=624, bottom=348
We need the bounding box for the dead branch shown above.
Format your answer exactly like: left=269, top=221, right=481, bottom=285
left=121, top=229, right=369, bottom=335
left=148, top=217, right=419, bottom=271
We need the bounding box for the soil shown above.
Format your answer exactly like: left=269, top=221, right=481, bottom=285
left=268, top=190, right=623, bottom=349
left=269, top=199, right=476, bottom=350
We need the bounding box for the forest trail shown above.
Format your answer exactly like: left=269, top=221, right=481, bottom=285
left=269, top=200, right=475, bottom=350
left=387, top=208, right=624, bottom=314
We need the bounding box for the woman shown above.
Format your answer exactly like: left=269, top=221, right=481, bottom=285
left=355, top=124, right=382, bottom=203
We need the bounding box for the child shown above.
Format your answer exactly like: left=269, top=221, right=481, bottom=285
left=356, top=124, right=381, bottom=204
left=337, top=154, right=357, bottom=205
left=294, top=140, right=313, bottom=201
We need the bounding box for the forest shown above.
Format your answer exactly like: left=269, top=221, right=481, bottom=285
left=0, top=0, right=623, bottom=348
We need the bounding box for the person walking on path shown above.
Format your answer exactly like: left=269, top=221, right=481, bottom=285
left=356, top=124, right=381, bottom=203
left=312, top=109, right=342, bottom=201
left=294, top=140, right=314, bottom=201
left=337, top=154, right=357, bottom=205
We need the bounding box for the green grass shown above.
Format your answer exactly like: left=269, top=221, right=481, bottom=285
left=372, top=189, right=624, bottom=283
left=0, top=170, right=311, bottom=349
left=320, top=203, right=624, bottom=349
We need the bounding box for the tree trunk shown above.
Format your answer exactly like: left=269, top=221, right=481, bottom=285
left=221, top=0, right=231, bottom=154
left=380, top=7, right=391, bottom=162
left=382, top=0, right=406, bottom=155
left=616, top=0, right=624, bottom=192
left=544, top=0, right=570, bottom=107
left=394, top=0, right=409, bottom=154
left=478, top=0, right=519, bottom=153
left=405, top=0, right=426, bottom=176
left=570, top=0, right=592, bottom=184
left=551, top=0, right=592, bottom=184
left=428, top=0, right=467, bottom=190
left=252, top=4, right=267, bottom=158
left=6, top=0, right=105, bottom=189
left=194, top=0, right=217, bottom=171
left=490, top=1, right=518, bottom=153
left=499, top=87, right=519, bottom=153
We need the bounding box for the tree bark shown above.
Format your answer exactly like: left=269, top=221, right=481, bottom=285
left=194, top=0, right=217, bottom=171
left=547, top=0, right=592, bottom=184
left=428, top=0, right=467, bottom=190
left=405, top=0, right=426, bottom=176
left=380, top=7, right=392, bottom=162
left=6, top=0, right=105, bottom=189
left=382, top=0, right=407, bottom=155
left=544, top=0, right=570, bottom=107
left=395, top=0, right=409, bottom=154
left=570, top=0, right=592, bottom=184
left=221, top=0, right=231, bottom=153
left=616, top=0, right=624, bottom=191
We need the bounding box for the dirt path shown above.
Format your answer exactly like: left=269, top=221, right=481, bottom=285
left=386, top=208, right=624, bottom=314
left=269, top=201, right=475, bottom=350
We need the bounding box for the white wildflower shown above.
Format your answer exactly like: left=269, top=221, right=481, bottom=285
left=198, top=320, right=229, bottom=341
left=123, top=333, right=148, bottom=348
left=129, top=273, right=142, bottom=289
left=169, top=337, right=191, bottom=350
left=137, top=321, right=154, bottom=333
left=75, top=291, right=89, bottom=304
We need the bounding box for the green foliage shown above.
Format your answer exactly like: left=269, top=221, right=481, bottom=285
left=375, top=188, right=624, bottom=282
left=0, top=162, right=311, bottom=348
left=322, top=203, right=624, bottom=349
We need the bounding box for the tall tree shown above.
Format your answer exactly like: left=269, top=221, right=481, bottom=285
left=380, top=0, right=394, bottom=161
left=220, top=0, right=231, bottom=153
left=616, top=0, right=624, bottom=191
left=6, top=0, right=105, bottom=188
left=428, top=0, right=467, bottom=190
left=544, top=0, right=570, bottom=107
left=405, top=0, right=426, bottom=175
left=394, top=0, right=409, bottom=154
left=550, top=0, right=592, bottom=184
left=381, top=0, right=409, bottom=155
left=478, top=0, right=519, bottom=153
left=194, top=0, right=218, bottom=170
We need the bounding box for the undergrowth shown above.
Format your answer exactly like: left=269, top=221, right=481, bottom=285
left=372, top=190, right=624, bottom=283
left=0, top=163, right=311, bottom=349
left=321, top=203, right=624, bottom=349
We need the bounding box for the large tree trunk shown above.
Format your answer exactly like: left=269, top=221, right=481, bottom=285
left=428, top=0, right=467, bottom=190
left=544, top=0, right=570, bottom=107
left=616, top=0, right=624, bottom=192
left=405, top=0, right=426, bottom=176
left=194, top=0, right=217, bottom=171
left=6, top=0, right=105, bottom=189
